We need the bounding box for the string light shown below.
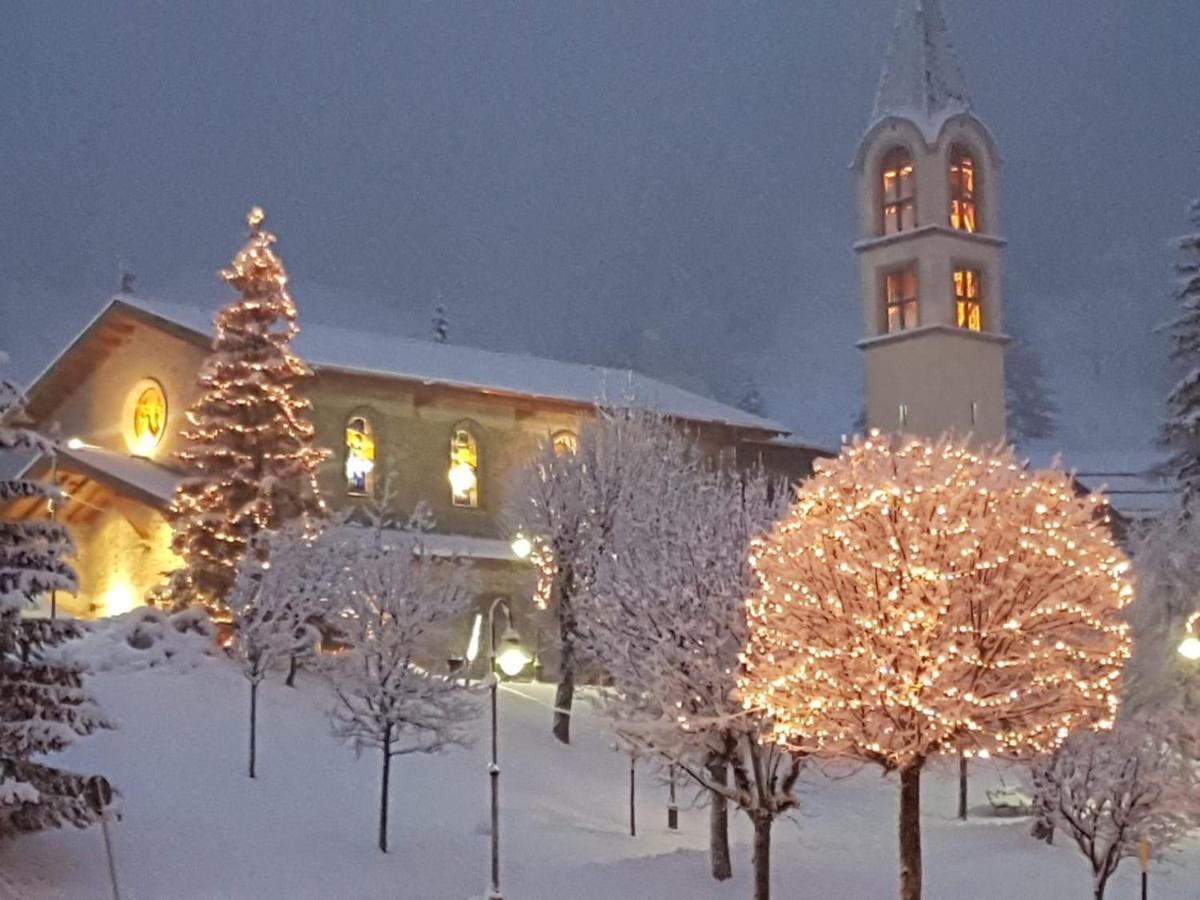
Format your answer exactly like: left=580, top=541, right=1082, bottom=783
left=739, top=432, right=1133, bottom=766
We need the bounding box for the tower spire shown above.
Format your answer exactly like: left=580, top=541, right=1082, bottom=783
left=873, top=0, right=972, bottom=130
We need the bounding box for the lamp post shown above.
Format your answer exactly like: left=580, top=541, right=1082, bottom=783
left=1178, top=612, right=1200, bottom=661
left=487, top=596, right=531, bottom=900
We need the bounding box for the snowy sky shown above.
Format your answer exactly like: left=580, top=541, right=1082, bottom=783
left=1, top=0, right=1197, bottom=455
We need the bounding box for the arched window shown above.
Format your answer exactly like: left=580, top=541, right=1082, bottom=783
left=551, top=430, right=579, bottom=457
left=345, top=415, right=376, bottom=495
left=449, top=425, right=479, bottom=508
left=949, top=147, right=978, bottom=233
left=954, top=269, right=983, bottom=331
left=881, top=148, right=916, bottom=235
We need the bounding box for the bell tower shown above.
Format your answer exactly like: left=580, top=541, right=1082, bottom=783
left=855, top=0, right=1008, bottom=443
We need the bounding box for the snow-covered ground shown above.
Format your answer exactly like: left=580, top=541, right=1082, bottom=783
left=2, top=655, right=1198, bottom=899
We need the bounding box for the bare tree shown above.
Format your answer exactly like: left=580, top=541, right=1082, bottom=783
left=1028, top=715, right=1200, bottom=899
left=325, top=518, right=477, bottom=853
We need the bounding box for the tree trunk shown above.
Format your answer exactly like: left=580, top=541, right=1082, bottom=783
left=957, top=753, right=968, bottom=821
left=379, top=726, right=392, bottom=853
left=899, top=760, right=924, bottom=900
left=552, top=578, right=576, bottom=745
left=248, top=680, right=258, bottom=780
left=752, top=814, right=773, bottom=900
left=285, top=654, right=298, bottom=687
left=629, top=755, right=637, bottom=837
left=707, top=759, right=732, bottom=881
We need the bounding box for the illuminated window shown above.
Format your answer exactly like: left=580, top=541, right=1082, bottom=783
left=449, top=426, right=479, bottom=508
left=949, top=148, right=978, bottom=233
left=881, top=148, right=916, bottom=235
left=125, top=379, right=167, bottom=456
left=345, top=415, right=376, bottom=495
left=551, top=430, right=579, bottom=457
left=954, top=269, right=983, bottom=331
left=884, top=268, right=919, bottom=333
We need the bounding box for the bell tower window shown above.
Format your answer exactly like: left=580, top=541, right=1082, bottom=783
left=949, top=148, right=978, bottom=233
left=885, top=268, right=919, bottom=333
left=881, top=148, right=916, bottom=235
left=954, top=269, right=983, bottom=331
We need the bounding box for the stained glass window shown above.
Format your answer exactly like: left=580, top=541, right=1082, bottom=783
left=449, top=427, right=479, bottom=508
left=345, top=416, right=376, bottom=495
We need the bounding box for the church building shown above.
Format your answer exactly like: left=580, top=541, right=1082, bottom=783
left=4, top=0, right=1015, bottom=658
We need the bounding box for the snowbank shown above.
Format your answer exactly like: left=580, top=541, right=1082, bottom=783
left=62, top=607, right=216, bottom=673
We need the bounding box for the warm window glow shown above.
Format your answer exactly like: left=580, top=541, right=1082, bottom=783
left=129, top=381, right=167, bottom=456
left=881, top=148, right=916, bottom=236
left=449, top=427, right=479, bottom=508
left=345, top=415, right=376, bottom=495
left=885, top=268, right=918, bottom=333
left=551, top=430, right=579, bottom=457
left=949, top=148, right=978, bottom=233
left=954, top=269, right=983, bottom=331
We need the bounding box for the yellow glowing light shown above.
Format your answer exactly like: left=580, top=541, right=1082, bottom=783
left=126, top=381, right=167, bottom=457
left=1178, top=637, right=1200, bottom=661
left=496, top=641, right=532, bottom=678
left=449, top=461, right=477, bottom=497
left=67, top=437, right=86, bottom=451
left=510, top=534, right=533, bottom=560
left=102, top=581, right=139, bottom=617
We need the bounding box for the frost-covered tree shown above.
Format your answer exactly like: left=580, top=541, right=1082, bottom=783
left=504, top=406, right=677, bottom=745
left=164, top=207, right=328, bottom=616
left=1028, top=715, right=1200, bottom=900
left=740, top=434, right=1134, bottom=900
left=1160, top=198, right=1200, bottom=504
left=227, top=528, right=327, bottom=778
left=0, top=361, right=113, bottom=838
left=1005, top=308, right=1057, bottom=447
left=1123, top=509, right=1200, bottom=714
left=326, top=515, right=477, bottom=853
left=581, top=449, right=794, bottom=899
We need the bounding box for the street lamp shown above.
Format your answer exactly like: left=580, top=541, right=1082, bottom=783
left=487, top=596, right=531, bottom=900
left=510, top=532, right=533, bottom=561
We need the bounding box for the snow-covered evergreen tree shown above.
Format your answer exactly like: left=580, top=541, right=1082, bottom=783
left=1160, top=198, right=1200, bottom=503
left=227, top=527, right=328, bottom=779
left=164, top=208, right=328, bottom=615
left=1028, top=715, right=1200, bottom=900
left=326, top=512, right=476, bottom=853
left=741, top=434, right=1134, bottom=900
left=579, top=446, right=794, bottom=896
left=0, top=358, right=113, bottom=838
left=1005, top=308, right=1058, bottom=446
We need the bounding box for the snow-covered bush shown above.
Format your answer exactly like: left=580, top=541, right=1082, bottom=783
left=1028, top=715, right=1200, bottom=899
left=65, top=607, right=216, bottom=674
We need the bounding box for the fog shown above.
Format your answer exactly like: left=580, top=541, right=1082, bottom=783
left=2, top=0, right=1197, bottom=452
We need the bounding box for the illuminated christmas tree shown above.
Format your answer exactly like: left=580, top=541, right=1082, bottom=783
left=740, top=434, right=1133, bottom=900
left=165, top=208, right=328, bottom=615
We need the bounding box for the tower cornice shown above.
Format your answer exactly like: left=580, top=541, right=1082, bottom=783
left=854, top=224, right=1007, bottom=255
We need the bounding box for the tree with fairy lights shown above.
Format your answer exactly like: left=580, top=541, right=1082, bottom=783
left=164, top=208, right=328, bottom=616
left=740, top=433, right=1134, bottom=900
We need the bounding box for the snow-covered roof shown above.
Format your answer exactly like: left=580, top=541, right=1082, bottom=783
left=60, top=445, right=183, bottom=507
left=1022, top=447, right=1177, bottom=521
left=872, top=0, right=973, bottom=141
left=108, top=296, right=789, bottom=435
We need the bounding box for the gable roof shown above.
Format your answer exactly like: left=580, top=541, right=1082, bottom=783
left=49, top=295, right=797, bottom=437
left=872, top=0, right=972, bottom=139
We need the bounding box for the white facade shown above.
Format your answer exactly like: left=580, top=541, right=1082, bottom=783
left=856, top=0, right=1009, bottom=445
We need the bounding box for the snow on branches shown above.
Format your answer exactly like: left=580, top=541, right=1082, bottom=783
left=1028, top=715, right=1200, bottom=900
left=739, top=433, right=1133, bottom=900
left=1159, top=197, right=1200, bottom=502
left=741, top=433, right=1133, bottom=767
left=0, top=359, right=113, bottom=838
left=165, top=207, right=328, bottom=615
left=324, top=515, right=477, bottom=852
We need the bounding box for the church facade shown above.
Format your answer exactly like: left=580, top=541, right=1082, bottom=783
left=5, top=0, right=1011, bottom=661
